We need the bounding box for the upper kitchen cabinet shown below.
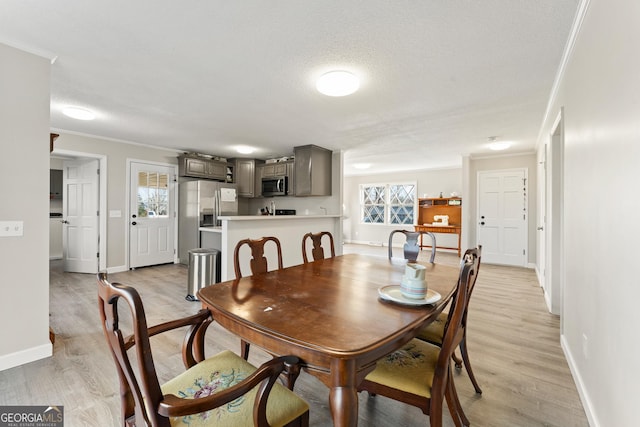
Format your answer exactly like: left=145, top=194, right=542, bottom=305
left=178, top=154, right=228, bottom=181
left=261, top=162, right=288, bottom=178
left=50, top=169, right=63, bottom=199
left=231, top=158, right=264, bottom=198
left=294, top=145, right=332, bottom=196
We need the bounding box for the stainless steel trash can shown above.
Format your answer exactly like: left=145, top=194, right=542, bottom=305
left=186, top=248, right=220, bottom=301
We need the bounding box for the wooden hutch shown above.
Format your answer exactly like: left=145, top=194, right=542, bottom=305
left=415, top=197, right=462, bottom=256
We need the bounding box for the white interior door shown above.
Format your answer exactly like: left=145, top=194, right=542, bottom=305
left=477, top=169, right=527, bottom=266
left=538, top=145, right=547, bottom=289
left=63, top=159, right=99, bottom=273
left=129, top=162, right=176, bottom=268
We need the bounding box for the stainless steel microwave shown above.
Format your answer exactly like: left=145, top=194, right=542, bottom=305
left=262, top=176, right=288, bottom=197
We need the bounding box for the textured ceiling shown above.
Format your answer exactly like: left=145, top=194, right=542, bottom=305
left=0, top=1, right=579, bottom=175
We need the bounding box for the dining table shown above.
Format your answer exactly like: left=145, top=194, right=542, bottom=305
left=197, top=253, right=459, bottom=426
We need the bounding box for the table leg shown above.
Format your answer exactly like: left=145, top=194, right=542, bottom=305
left=328, top=359, right=359, bottom=426
left=329, top=385, right=359, bottom=426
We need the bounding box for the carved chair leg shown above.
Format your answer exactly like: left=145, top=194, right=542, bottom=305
left=452, top=349, right=463, bottom=369
left=281, top=358, right=302, bottom=391
left=241, top=340, right=251, bottom=360
left=459, top=338, right=482, bottom=394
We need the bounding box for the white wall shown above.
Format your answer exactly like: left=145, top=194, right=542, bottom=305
left=536, top=0, right=640, bottom=424
left=343, top=168, right=462, bottom=248
left=0, top=44, right=51, bottom=370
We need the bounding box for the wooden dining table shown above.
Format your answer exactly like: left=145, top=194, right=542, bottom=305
left=197, top=253, right=459, bottom=426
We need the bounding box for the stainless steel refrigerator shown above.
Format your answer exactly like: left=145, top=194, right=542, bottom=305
left=178, top=180, right=238, bottom=264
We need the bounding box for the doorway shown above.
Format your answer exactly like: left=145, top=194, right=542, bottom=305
left=544, top=111, right=564, bottom=316
left=50, top=149, right=107, bottom=272
left=477, top=168, right=528, bottom=266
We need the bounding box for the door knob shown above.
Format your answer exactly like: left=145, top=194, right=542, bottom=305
left=132, top=214, right=137, bottom=218
left=480, top=221, right=485, bottom=225
left=537, top=226, right=544, bottom=230
left=61, top=220, right=69, bottom=224
left=131, top=221, right=137, bottom=226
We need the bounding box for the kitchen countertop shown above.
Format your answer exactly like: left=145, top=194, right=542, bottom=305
left=218, top=214, right=341, bottom=221
left=199, top=226, right=222, bottom=233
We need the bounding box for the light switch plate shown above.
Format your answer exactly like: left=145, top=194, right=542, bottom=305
left=109, top=210, right=122, bottom=218
left=0, top=221, right=24, bottom=237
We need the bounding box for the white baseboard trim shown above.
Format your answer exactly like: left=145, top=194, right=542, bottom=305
left=534, top=265, right=543, bottom=285
left=561, top=334, right=598, bottom=427
left=106, top=265, right=128, bottom=274
left=0, top=343, right=52, bottom=372
left=344, top=239, right=459, bottom=254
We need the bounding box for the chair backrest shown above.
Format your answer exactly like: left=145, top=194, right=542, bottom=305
left=388, top=230, right=436, bottom=263
left=233, top=236, right=284, bottom=279
left=302, top=231, right=336, bottom=263
left=432, top=259, right=476, bottom=396
left=443, top=246, right=482, bottom=331
left=97, top=272, right=211, bottom=427
left=460, top=245, right=481, bottom=325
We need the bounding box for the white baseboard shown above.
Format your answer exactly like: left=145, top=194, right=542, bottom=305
left=534, top=265, right=543, bottom=285
left=106, top=265, right=128, bottom=274
left=561, top=334, right=598, bottom=427
left=0, top=343, right=52, bottom=372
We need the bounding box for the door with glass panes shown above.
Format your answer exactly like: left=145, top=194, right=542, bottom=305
left=129, top=162, right=177, bottom=268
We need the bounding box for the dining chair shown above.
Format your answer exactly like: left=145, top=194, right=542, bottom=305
left=97, top=272, right=310, bottom=427
left=388, top=229, right=436, bottom=263
left=234, top=236, right=284, bottom=360
left=415, top=246, right=483, bottom=394
left=301, top=231, right=335, bottom=263
left=358, top=259, right=476, bottom=427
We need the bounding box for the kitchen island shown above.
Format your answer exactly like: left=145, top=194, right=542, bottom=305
left=201, top=215, right=342, bottom=281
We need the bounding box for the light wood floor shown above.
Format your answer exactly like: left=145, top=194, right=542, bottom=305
left=0, top=244, right=588, bottom=426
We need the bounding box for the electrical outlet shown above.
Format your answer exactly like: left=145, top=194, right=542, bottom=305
left=0, top=221, right=24, bottom=237
left=582, top=334, right=589, bottom=359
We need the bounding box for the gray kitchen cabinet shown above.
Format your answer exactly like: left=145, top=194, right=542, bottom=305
left=178, top=155, right=228, bottom=181
left=262, top=162, right=288, bottom=178
left=286, top=161, right=295, bottom=196
left=254, top=163, right=263, bottom=197
left=208, top=161, right=227, bottom=181
left=231, top=158, right=263, bottom=197
left=294, top=145, right=332, bottom=196
left=50, top=169, right=63, bottom=199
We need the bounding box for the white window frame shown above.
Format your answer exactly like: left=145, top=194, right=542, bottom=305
left=359, top=182, right=418, bottom=225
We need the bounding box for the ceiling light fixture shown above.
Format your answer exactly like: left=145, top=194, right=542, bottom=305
left=316, top=71, right=360, bottom=97
left=236, top=146, right=255, bottom=155
left=488, top=136, right=511, bottom=151
left=62, top=106, right=96, bottom=121
left=353, top=163, right=372, bottom=170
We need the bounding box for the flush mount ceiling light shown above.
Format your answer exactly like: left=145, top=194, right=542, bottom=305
left=488, top=136, right=511, bottom=151
left=62, top=106, right=96, bottom=121
left=353, top=163, right=372, bottom=170
left=316, top=71, right=360, bottom=97
left=236, top=146, right=255, bottom=155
